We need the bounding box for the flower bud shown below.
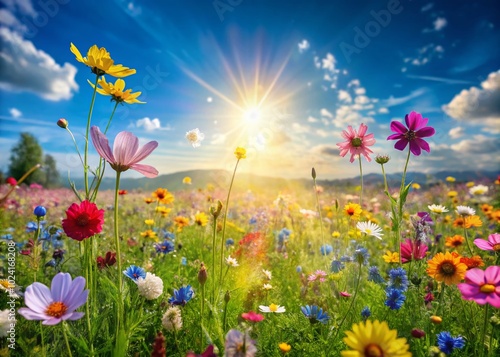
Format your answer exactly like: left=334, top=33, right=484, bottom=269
left=410, top=273, right=422, bottom=286
left=311, top=167, right=316, bottom=179
left=34, top=205, right=47, bottom=217
left=57, top=118, right=68, bottom=128
left=6, top=177, right=17, bottom=186
left=224, top=290, right=231, bottom=303
left=210, top=200, right=223, bottom=218
left=375, top=155, right=390, bottom=164
left=411, top=328, right=425, bottom=338
left=198, top=263, right=207, bottom=286
left=430, top=315, right=442, bottom=324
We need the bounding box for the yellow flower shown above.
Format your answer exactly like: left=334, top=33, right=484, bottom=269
left=234, top=147, right=247, bottom=159
left=279, top=342, right=291, bottom=353
left=70, top=43, right=136, bottom=77
left=447, top=190, right=458, bottom=198
left=344, top=203, right=362, bottom=221
left=466, top=181, right=475, bottom=187
left=174, top=216, right=190, bottom=229
left=140, top=229, right=158, bottom=242
left=426, top=252, right=467, bottom=285
left=445, top=176, right=456, bottom=182
left=411, top=183, right=421, bottom=190
left=91, top=77, right=144, bottom=104
left=152, top=188, right=174, bottom=204
left=194, top=212, right=208, bottom=227
left=383, top=251, right=399, bottom=263
left=144, top=219, right=154, bottom=226
left=464, top=215, right=482, bottom=229
left=342, top=320, right=411, bottom=357
left=144, top=197, right=154, bottom=204
left=445, top=235, right=464, bottom=248
left=332, top=231, right=341, bottom=238
left=182, top=176, right=192, bottom=185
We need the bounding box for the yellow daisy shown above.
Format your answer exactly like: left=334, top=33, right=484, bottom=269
left=234, top=147, right=247, bottom=159
left=70, top=43, right=136, bottom=77
left=91, top=77, right=144, bottom=104
left=426, top=252, right=467, bottom=285
left=344, top=203, right=362, bottom=221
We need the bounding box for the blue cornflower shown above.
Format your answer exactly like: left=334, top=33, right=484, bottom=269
left=330, top=260, right=345, bottom=273
left=340, top=255, right=353, bottom=263
left=162, top=230, right=176, bottom=240
left=155, top=239, right=175, bottom=254
left=353, top=247, right=369, bottom=265
left=168, top=285, right=195, bottom=306
left=437, top=331, right=465, bottom=355
left=249, top=217, right=257, bottom=225
left=300, top=305, right=330, bottom=324
left=320, top=244, right=333, bottom=256
left=296, top=266, right=302, bottom=273
left=226, top=238, right=235, bottom=247
left=34, top=206, right=47, bottom=217
left=123, top=265, right=146, bottom=282
left=360, top=306, right=371, bottom=320
left=385, top=288, right=406, bottom=310
left=181, top=257, right=187, bottom=266
left=0, top=234, right=13, bottom=240
left=368, top=266, right=385, bottom=284
left=26, top=221, right=46, bottom=233
left=278, top=228, right=291, bottom=242
left=388, top=267, right=409, bottom=292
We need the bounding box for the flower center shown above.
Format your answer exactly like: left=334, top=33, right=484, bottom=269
left=364, top=343, right=384, bottom=357
left=440, top=262, right=456, bottom=276
left=347, top=208, right=355, bottom=215
left=365, top=228, right=372, bottom=234
left=269, top=304, right=278, bottom=312
left=404, top=130, right=416, bottom=141
left=493, top=244, right=500, bottom=251
left=351, top=137, right=363, bottom=147
left=480, top=284, right=496, bottom=293
left=91, top=67, right=106, bottom=76
left=46, top=301, right=68, bottom=318
left=76, top=213, right=90, bottom=227
left=0, top=279, right=13, bottom=289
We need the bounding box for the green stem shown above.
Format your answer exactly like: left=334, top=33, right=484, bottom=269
left=40, top=321, right=46, bottom=357
left=313, top=177, right=326, bottom=255
left=200, top=283, right=205, bottom=351
left=381, top=163, right=389, bottom=195
left=463, top=222, right=474, bottom=256
left=83, top=75, right=99, bottom=200
left=104, top=101, right=119, bottom=134
left=211, top=215, right=217, bottom=306
left=219, top=159, right=240, bottom=298
left=33, top=216, right=42, bottom=282
left=113, top=171, right=123, bottom=345
left=65, top=127, right=85, bottom=167
left=83, top=239, right=94, bottom=354
left=481, top=304, right=490, bottom=357
left=358, top=155, right=363, bottom=207
left=62, top=322, right=73, bottom=357
left=396, top=149, right=412, bottom=265
left=333, top=262, right=362, bottom=341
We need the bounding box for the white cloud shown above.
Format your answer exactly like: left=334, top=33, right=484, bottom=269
left=443, top=70, right=500, bottom=128
left=378, top=107, right=389, bottom=114
left=9, top=108, right=22, bottom=118
left=381, top=88, right=426, bottom=107
left=210, top=133, right=226, bottom=145
left=2, top=0, right=37, bottom=17
left=292, top=122, right=310, bottom=134
left=354, top=87, right=366, bottom=95
left=338, top=90, right=352, bottom=103
left=421, top=3, right=434, bottom=12
left=450, top=135, right=500, bottom=154
left=448, top=127, right=464, bottom=139
left=433, top=17, right=447, bottom=31
left=0, top=27, right=78, bottom=101
left=136, top=117, right=163, bottom=131
left=348, top=79, right=360, bottom=87
left=320, top=108, right=333, bottom=118
left=316, top=129, right=329, bottom=138
left=298, top=39, right=310, bottom=53
left=307, top=116, right=318, bottom=123
left=354, top=95, right=370, bottom=105
left=407, top=43, right=444, bottom=66
left=0, top=9, right=28, bottom=33
left=322, top=53, right=336, bottom=72
left=313, top=56, right=321, bottom=69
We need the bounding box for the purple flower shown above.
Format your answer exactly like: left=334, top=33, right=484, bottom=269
left=91, top=126, right=159, bottom=178
left=387, top=111, right=435, bottom=156
left=18, top=272, right=88, bottom=325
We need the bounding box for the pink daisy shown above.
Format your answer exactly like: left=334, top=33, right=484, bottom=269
left=474, top=233, right=500, bottom=251
left=458, top=266, right=500, bottom=308
left=336, top=123, right=375, bottom=163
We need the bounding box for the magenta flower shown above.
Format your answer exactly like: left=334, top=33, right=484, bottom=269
left=387, top=111, right=435, bottom=156
left=91, top=126, right=159, bottom=178
left=337, top=123, right=376, bottom=162
left=458, top=266, right=500, bottom=308
left=474, top=233, right=500, bottom=251
left=400, top=239, right=428, bottom=263
left=18, top=272, right=88, bottom=325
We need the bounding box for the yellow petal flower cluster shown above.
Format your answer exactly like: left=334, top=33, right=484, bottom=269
left=91, top=77, right=144, bottom=104
left=70, top=43, right=136, bottom=77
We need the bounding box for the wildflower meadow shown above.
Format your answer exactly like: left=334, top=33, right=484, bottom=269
left=1, top=43, right=500, bottom=357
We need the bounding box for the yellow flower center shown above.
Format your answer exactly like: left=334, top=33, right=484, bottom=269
left=480, top=284, right=495, bottom=293
left=365, top=228, right=372, bottom=235
left=493, top=244, right=500, bottom=252
left=364, top=343, right=384, bottom=357
left=46, top=301, right=68, bottom=318
left=0, top=279, right=13, bottom=289
left=269, top=304, right=278, bottom=312
left=440, top=262, right=456, bottom=276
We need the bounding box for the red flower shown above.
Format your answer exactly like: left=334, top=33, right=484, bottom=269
left=241, top=311, right=265, bottom=322
left=118, top=190, right=128, bottom=195
left=6, top=177, right=17, bottom=186
left=185, top=345, right=216, bottom=357
left=62, top=200, right=104, bottom=241
left=400, top=239, right=428, bottom=263
left=97, top=251, right=116, bottom=269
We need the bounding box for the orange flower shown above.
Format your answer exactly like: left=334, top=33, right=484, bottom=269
left=460, top=255, right=484, bottom=270
left=452, top=217, right=464, bottom=228
left=445, top=235, right=465, bottom=248
left=464, top=215, right=482, bottom=229
left=144, top=197, right=154, bottom=204
left=152, top=188, right=174, bottom=204
left=174, top=216, right=190, bottom=231
left=427, top=252, right=467, bottom=285
left=481, top=204, right=493, bottom=214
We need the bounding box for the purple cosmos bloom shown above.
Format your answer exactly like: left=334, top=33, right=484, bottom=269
left=18, top=272, right=88, bottom=325
left=91, top=126, right=159, bottom=178
left=474, top=233, right=500, bottom=251
left=387, top=111, right=435, bottom=155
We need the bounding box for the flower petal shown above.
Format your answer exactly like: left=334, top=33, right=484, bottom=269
left=409, top=140, right=422, bottom=156
left=394, top=138, right=409, bottom=151
left=91, top=126, right=115, bottom=163
left=390, top=121, right=407, bottom=134
left=130, top=163, right=159, bottom=178
left=51, top=272, right=71, bottom=302
left=405, top=111, right=423, bottom=131
left=113, top=131, right=139, bottom=166
left=18, top=307, right=46, bottom=321
left=25, top=283, right=52, bottom=313
left=474, top=239, right=493, bottom=251
left=416, top=126, right=435, bottom=138
left=413, top=138, right=430, bottom=153
left=63, top=312, right=85, bottom=321
left=484, top=266, right=500, bottom=284
left=358, top=123, right=367, bottom=136
left=464, top=268, right=486, bottom=285
left=130, top=141, right=158, bottom=164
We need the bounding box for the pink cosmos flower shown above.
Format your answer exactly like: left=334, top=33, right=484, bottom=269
left=90, top=126, right=159, bottom=178
left=337, top=123, right=375, bottom=163
left=18, top=272, right=88, bottom=325
left=474, top=233, right=500, bottom=251
left=400, top=239, right=428, bottom=263
left=387, top=111, right=435, bottom=156
left=457, top=266, right=500, bottom=308
left=241, top=311, right=265, bottom=322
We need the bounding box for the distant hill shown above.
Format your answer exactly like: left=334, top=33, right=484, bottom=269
left=63, top=169, right=497, bottom=192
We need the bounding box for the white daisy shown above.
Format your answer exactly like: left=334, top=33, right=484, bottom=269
left=259, top=303, right=286, bottom=313
left=136, top=272, right=164, bottom=300
left=428, top=204, right=449, bottom=214
left=356, top=221, right=384, bottom=240
left=263, top=283, right=273, bottom=291
left=469, top=185, right=489, bottom=195
left=456, top=205, right=476, bottom=217
left=262, top=269, right=272, bottom=280
left=185, top=128, right=205, bottom=148
left=225, top=256, right=239, bottom=267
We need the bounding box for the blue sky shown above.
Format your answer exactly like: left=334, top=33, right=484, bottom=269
left=0, top=0, right=499, bottom=180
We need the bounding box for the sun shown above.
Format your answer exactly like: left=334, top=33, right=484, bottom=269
left=243, top=106, right=262, bottom=125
